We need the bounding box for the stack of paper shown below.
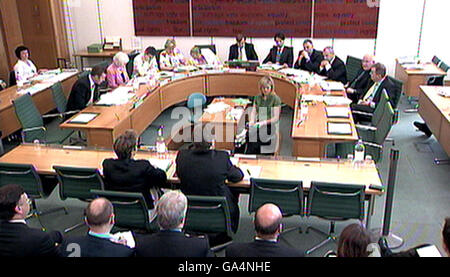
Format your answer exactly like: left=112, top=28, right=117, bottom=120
left=69, top=113, right=98, bottom=124
left=403, top=64, right=424, bottom=70
left=416, top=245, right=442, bottom=257
left=158, top=71, right=174, bottom=79
left=328, top=122, right=352, bottom=135
left=323, top=96, right=352, bottom=106
left=96, top=87, right=134, bottom=106
left=204, top=102, right=230, bottom=114
left=259, top=63, right=284, bottom=71
left=326, top=107, right=350, bottom=118
left=279, top=68, right=310, bottom=77
left=205, top=69, right=226, bottom=74
left=46, top=72, right=77, bottom=83
left=174, top=65, right=197, bottom=72
left=148, top=158, right=173, bottom=172
left=397, top=56, right=418, bottom=65
left=239, top=164, right=262, bottom=180
left=302, top=95, right=324, bottom=102
left=320, top=81, right=345, bottom=91
left=20, top=83, right=53, bottom=95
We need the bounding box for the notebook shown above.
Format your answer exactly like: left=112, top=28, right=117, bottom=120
left=327, top=122, right=352, bottom=135
left=326, top=107, right=350, bottom=118
left=68, top=113, right=99, bottom=124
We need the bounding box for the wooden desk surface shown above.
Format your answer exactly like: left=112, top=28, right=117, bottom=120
left=419, top=86, right=450, bottom=122
left=0, top=144, right=383, bottom=195
left=73, top=49, right=134, bottom=58
left=395, top=60, right=446, bottom=76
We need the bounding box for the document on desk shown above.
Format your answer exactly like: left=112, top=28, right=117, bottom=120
left=323, top=96, right=352, bottom=106
left=320, top=81, right=345, bottom=91
left=302, top=94, right=324, bottom=102
left=326, top=107, right=350, bottom=118
left=20, top=83, right=53, bottom=95
left=259, top=64, right=284, bottom=71
left=204, top=102, right=230, bottom=114
left=279, top=68, right=309, bottom=77
left=327, top=122, right=352, bottom=135
left=46, top=72, right=77, bottom=83
left=239, top=165, right=262, bottom=180
left=438, top=87, right=450, bottom=97
left=416, top=245, right=442, bottom=257
left=148, top=158, right=173, bottom=172
left=397, top=56, right=418, bottom=65
left=96, top=87, right=134, bottom=106
left=403, top=64, right=424, bottom=70
left=111, top=231, right=135, bottom=248
left=68, top=113, right=99, bottom=124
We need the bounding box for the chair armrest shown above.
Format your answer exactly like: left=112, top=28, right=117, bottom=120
left=356, top=124, right=377, bottom=131
left=42, top=113, right=63, bottom=119
left=352, top=110, right=373, bottom=117
left=362, top=141, right=383, bottom=149
left=23, top=126, right=46, bottom=132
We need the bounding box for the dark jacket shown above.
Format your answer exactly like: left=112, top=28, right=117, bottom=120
left=352, top=76, right=399, bottom=114
left=66, top=74, right=99, bottom=112
left=135, top=230, right=214, bottom=257
left=226, top=239, right=304, bottom=257
left=294, top=49, right=323, bottom=73
left=175, top=149, right=244, bottom=232
left=263, top=46, right=294, bottom=68
left=348, top=69, right=374, bottom=103
left=0, top=221, right=64, bottom=256
left=318, top=56, right=348, bottom=84
left=229, top=43, right=259, bottom=61
left=61, top=233, right=134, bottom=257
left=102, top=158, right=167, bottom=209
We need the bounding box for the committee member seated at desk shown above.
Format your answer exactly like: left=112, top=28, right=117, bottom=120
left=61, top=198, right=134, bottom=257
left=103, top=130, right=167, bottom=219
left=133, top=46, right=159, bottom=77
left=318, top=46, right=347, bottom=84
left=175, top=140, right=244, bottom=233
left=263, top=33, right=294, bottom=68
left=294, top=39, right=323, bottom=73
left=352, top=63, right=398, bottom=115
left=228, top=34, right=259, bottom=61
left=0, top=184, right=64, bottom=256
left=135, top=190, right=214, bottom=257
left=66, top=65, right=106, bottom=113
left=106, top=51, right=130, bottom=89
left=226, top=204, right=304, bottom=257
left=13, top=45, right=39, bottom=85
left=346, top=54, right=376, bottom=103
left=159, top=39, right=187, bottom=71
left=247, top=76, right=281, bottom=155
left=189, top=46, right=221, bottom=66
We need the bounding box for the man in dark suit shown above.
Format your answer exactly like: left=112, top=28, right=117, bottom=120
left=294, top=39, right=323, bottom=73
left=66, top=65, right=106, bottom=113
left=228, top=34, right=258, bottom=61
left=226, top=203, right=304, bottom=257
left=352, top=63, right=399, bottom=115
left=346, top=54, right=376, bottom=103
left=263, top=33, right=294, bottom=68
left=61, top=198, right=134, bottom=257
left=0, top=184, right=64, bottom=256
left=135, top=190, right=214, bottom=257
left=318, top=46, right=347, bottom=84
left=176, top=141, right=244, bottom=233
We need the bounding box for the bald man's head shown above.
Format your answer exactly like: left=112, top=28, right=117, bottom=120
left=362, top=54, right=376, bottom=71
left=85, top=198, right=113, bottom=227
left=254, top=203, right=282, bottom=236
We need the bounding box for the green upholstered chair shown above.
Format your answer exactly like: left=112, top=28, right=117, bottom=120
left=346, top=55, right=362, bottom=84
left=305, top=181, right=366, bottom=255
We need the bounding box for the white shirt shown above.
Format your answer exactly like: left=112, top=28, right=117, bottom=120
left=133, top=53, right=158, bottom=77
left=237, top=44, right=248, bottom=61
left=322, top=57, right=335, bottom=72
left=87, top=74, right=96, bottom=106
left=14, top=59, right=37, bottom=83
left=200, top=48, right=221, bottom=65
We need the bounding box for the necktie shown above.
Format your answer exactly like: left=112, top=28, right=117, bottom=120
left=363, top=82, right=379, bottom=102
left=276, top=47, right=282, bottom=63
left=238, top=46, right=243, bottom=60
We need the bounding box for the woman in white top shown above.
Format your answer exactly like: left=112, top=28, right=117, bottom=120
left=133, top=46, right=159, bottom=77
left=13, top=46, right=38, bottom=84
left=159, top=39, right=186, bottom=71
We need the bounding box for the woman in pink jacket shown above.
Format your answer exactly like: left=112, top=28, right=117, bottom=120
left=106, top=52, right=130, bottom=89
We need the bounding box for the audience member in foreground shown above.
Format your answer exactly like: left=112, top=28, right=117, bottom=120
left=226, top=203, right=304, bottom=257
left=61, top=198, right=134, bottom=257
left=335, top=223, right=380, bottom=257
left=135, top=190, right=214, bottom=257
left=0, top=184, right=64, bottom=256
left=103, top=130, right=167, bottom=221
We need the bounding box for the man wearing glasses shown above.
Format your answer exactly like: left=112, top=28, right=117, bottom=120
left=0, top=184, right=64, bottom=256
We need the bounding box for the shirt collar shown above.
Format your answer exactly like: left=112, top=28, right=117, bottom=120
left=255, top=236, right=277, bottom=243
left=88, top=74, right=95, bottom=89
left=88, top=230, right=112, bottom=239
left=8, top=219, right=26, bottom=224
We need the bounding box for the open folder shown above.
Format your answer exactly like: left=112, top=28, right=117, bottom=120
left=327, top=122, right=352, bottom=135
left=68, top=113, right=99, bottom=124
left=326, top=107, right=350, bottom=118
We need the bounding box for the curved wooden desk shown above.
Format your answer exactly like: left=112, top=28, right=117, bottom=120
left=61, top=71, right=357, bottom=157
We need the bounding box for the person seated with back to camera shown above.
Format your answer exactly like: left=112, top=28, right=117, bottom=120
left=106, top=51, right=130, bottom=89
left=135, top=190, right=214, bottom=257
left=102, top=129, right=167, bottom=223
left=133, top=46, right=159, bottom=77
left=188, top=46, right=221, bottom=67
left=159, top=38, right=187, bottom=71
left=246, top=75, right=281, bottom=155
left=226, top=203, right=304, bottom=257
left=61, top=197, right=134, bottom=257
left=175, top=138, right=244, bottom=237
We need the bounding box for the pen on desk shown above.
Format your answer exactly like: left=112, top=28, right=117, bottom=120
left=115, top=113, right=120, bottom=121
left=246, top=169, right=252, bottom=177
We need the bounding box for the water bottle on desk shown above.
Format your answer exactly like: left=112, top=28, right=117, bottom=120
left=353, top=139, right=365, bottom=168
left=33, top=139, right=40, bottom=151
left=156, top=125, right=166, bottom=158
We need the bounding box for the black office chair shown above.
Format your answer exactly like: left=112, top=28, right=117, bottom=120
left=431, top=56, right=441, bottom=66
left=155, top=49, right=164, bottom=70
left=194, top=44, right=217, bottom=55
left=126, top=50, right=140, bottom=77
left=428, top=60, right=448, bottom=86
left=346, top=55, right=363, bottom=84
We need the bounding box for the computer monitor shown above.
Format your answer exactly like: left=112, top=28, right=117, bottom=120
left=226, top=60, right=260, bottom=71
